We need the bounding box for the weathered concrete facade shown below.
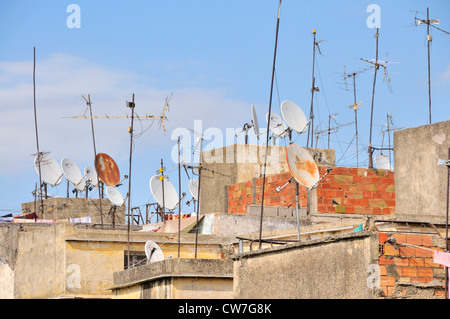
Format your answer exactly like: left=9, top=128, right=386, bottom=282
left=0, top=222, right=236, bottom=298
left=21, top=197, right=126, bottom=225
left=394, top=120, right=450, bottom=222
left=233, top=231, right=380, bottom=299
left=112, top=258, right=234, bottom=299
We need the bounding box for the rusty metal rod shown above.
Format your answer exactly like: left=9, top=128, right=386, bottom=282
left=32, top=47, right=44, bottom=218
left=259, top=0, right=282, bottom=250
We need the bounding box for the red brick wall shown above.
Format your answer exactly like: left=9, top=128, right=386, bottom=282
left=227, top=166, right=395, bottom=216
left=378, top=232, right=446, bottom=298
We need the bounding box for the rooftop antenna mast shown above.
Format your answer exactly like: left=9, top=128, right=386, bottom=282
left=414, top=8, right=449, bottom=124
left=368, top=28, right=379, bottom=170
left=306, top=29, right=322, bottom=148
left=343, top=66, right=370, bottom=168
left=81, top=95, right=104, bottom=228
left=126, top=94, right=135, bottom=270
left=259, top=0, right=282, bottom=250
left=32, top=47, right=44, bottom=218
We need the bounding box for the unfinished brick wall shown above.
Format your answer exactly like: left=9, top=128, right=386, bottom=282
left=227, top=166, right=395, bottom=216
left=378, top=233, right=446, bottom=298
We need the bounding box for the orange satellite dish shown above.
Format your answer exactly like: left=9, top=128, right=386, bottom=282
left=285, top=144, right=319, bottom=189
left=94, top=153, right=120, bottom=187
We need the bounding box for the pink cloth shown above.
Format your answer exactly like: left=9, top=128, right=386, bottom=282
left=434, top=251, right=450, bottom=297
left=434, top=251, right=450, bottom=268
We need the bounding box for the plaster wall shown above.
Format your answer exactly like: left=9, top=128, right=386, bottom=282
left=394, top=120, right=450, bottom=222
left=233, top=231, right=379, bottom=299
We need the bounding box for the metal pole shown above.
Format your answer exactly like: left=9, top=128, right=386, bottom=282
left=195, top=137, right=203, bottom=259
left=387, top=113, right=392, bottom=169
left=177, top=136, right=181, bottom=259
left=353, top=76, right=359, bottom=168
left=259, top=0, right=282, bottom=249
left=33, top=47, right=44, bottom=218
left=307, top=30, right=316, bottom=148
left=86, top=95, right=103, bottom=228
left=327, top=115, right=331, bottom=149
left=427, top=7, right=432, bottom=124
left=126, top=94, right=135, bottom=269
left=368, top=28, right=379, bottom=169
left=295, top=181, right=301, bottom=242
left=446, top=147, right=450, bottom=299
left=161, top=159, right=166, bottom=224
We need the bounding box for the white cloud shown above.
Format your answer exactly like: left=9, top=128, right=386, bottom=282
left=0, top=53, right=251, bottom=176
left=439, top=63, right=450, bottom=83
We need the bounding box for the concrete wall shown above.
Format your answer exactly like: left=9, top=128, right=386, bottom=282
left=200, top=144, right=335, bottom=216
left=21, top=197, right=126, bottom=225
left=0, top=262, right=14, bottom=298
left=394, top=120, right=450, bottom=222
left=233, top=231, right=380, bottom=299
left=13, top=224, right=67, bottom=298
left=0, top=223, right=236, bottom=298
left=112, top=258, right=234, bottom=299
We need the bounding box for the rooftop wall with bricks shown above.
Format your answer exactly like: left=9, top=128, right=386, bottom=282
left=378, top=232, right=446, bottom=298
left=227, top=166, right=395, bottom=216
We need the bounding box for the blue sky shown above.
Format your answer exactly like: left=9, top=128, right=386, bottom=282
left=0, top=0, right=449, bottom=218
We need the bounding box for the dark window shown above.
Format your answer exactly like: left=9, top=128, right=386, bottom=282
left=124, top=251, right=147, bottom=269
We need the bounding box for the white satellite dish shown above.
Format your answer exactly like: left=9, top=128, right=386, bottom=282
left=145, top=240, right=165, bottom=263
left=375, top=154, right=393, bottom=171
left=251, top=104, right=260, bottom=139
left=188, top=179, right=199, bottom=201
left=280, top=100, right=309, bottom=134
left=149, top=175, right=179, bottom=211
left=266, top=112, right=287, bottom=137
left=34, top=153, right=63, bottom=186
left=105, top=186, right=124, bottom=207
left=61, top=158, right=86, bottom=191
left=84, top=166, right=98, bottom=187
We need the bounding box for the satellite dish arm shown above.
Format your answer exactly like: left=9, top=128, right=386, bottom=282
left=308, top=168, right=333, bottom=191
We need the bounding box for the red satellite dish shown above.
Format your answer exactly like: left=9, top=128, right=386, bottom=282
left=94, top=153, right=120, bottom=186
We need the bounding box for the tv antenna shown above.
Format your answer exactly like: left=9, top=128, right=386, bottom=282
left=66, top=93, right=172, bottom=132
left=314, top=114, right=353, bottom=151
left=306, top=29, right=323, bottom=148
left=360, top=53, right=398, bottom=94
left=414, top=8, right=449, bottom=124
left=342, top=66, right=371, bottom=168
left=377, top=111, right=402, bottom=171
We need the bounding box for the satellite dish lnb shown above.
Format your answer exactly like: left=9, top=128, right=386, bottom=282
left=280, top=100, right=309, bottom=134
left=285, top=144, right=320, bottom=189
left=34, top=153, right=63, bottom=186
left=145, top=240, right=165, bottom=263
left=95, top=153, right=120, bottom=186
left=149, top=175, right=179, bottom=211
